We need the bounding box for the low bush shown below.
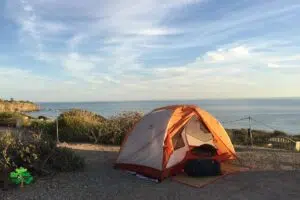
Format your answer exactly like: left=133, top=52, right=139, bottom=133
left=293, top=135, right=300, bottom=141
left=0, top=130, right=85, bottom=174
left=57, top=109, right=106, bottom=142
left=0, top=112, right=29, bottom=127
left=0, top=131, right=39, bottom=171
left=226, top=128, right=292, bottom=146
left=271, top=130, right=288, bottom=137
left=96, top=111, right=143, bottom=145
left=57, top=109, right=143, bottom=145
left=226, top=129, right=249, bottom=145
left=27, top=120, right=56, bottom=136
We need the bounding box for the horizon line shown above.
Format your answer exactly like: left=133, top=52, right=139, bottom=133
left=33, top=96, right=300, bottom=104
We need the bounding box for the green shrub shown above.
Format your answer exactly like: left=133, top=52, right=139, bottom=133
left=0, top=130, right=84, bottom=173
left=0, top=112, right=28, bottom=127
left=97, top=111, right=143, bottom=145
left=27, top=120, right=56, bottom=136
left=271, top=130, right=288, bottom=137
left=49, top=147, right=85, bottom=172
left=226, top=128, right=294, bottom=146
left=293, top=135, right=300, bottom=141
left=0, top=131, right=39, bottom=171
left=0, top=131, right=17, bottom=170
left=59, top=109, right=106, bottom=123
left=251, top=131, right=271, bottom=146
left=57, top=109, right=106, bottom=142
left=226, top=129, right=249, bottom=145
left=56, top=109, right=143, bottom=145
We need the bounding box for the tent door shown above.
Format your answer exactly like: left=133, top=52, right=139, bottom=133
left=166, top=127, right=189, bottom=168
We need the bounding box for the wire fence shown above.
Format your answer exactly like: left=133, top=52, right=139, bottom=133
left=222, top=116, right=299, bottom=152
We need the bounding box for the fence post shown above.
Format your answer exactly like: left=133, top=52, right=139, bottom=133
left=296, top=142, right=300, bottom=152
left=248, top=116, right=253, bottom=147
left=56, top=117, right=60, bottom=144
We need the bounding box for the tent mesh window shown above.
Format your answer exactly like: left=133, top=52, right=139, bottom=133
left=185, top=116, right=212, bottom=142
left=199, top=120, right=210, bottom=134
left=172, top=128, right=185, bottom=150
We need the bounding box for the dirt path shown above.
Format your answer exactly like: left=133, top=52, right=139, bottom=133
left=1, top=143, right=300, bottom=200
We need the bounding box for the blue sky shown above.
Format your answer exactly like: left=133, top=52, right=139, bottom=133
left=1, top=0, right=300, bottom=102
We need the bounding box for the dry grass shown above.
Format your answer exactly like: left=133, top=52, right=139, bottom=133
left=55, top=110, right=143, bottom=145
left=57, top=142, right=120, bottom=152
left=59, top=109, right=106, bottom=124
left=232, top=146, right=300, bottom=171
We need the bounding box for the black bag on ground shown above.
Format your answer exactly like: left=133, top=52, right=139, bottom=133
left=184, top=159, right=221, bottom=177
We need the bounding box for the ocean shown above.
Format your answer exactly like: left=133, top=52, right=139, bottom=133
left=28, top=98, right=300, bottom=135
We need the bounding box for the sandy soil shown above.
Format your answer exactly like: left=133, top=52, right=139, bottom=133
left=1, top=143, right=300, bottom=200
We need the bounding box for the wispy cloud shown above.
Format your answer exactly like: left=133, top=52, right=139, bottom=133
left=0, top=67, right=51, bottom=91
left=132, top=28, right=182, bottom=36
left=2, top=0, right=300, bottom=101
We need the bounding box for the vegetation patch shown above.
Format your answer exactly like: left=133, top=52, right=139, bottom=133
left=0, top=130, right=85, bottom=180
left=0, top=112, right=31, bottom=127
left=57, top=109, right=143, bottom=145
left=57, top=109, right=106, bottom=142
left=226, top=128, right=295, bottom=147
left=26, top=120, right=56, bottom=135
left=96, top=111, right=143, bottom=145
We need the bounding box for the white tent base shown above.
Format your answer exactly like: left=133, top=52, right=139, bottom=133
left=125, top=171, right=160, bottom=183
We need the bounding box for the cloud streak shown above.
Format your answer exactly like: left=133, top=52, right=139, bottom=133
left=2, top=0, right=300, bottom=101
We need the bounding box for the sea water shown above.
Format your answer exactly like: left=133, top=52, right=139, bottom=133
left=28, top=98, right=300, bottom=135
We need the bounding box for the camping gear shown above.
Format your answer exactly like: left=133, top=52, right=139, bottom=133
left=114, top=104, right=237, bottom=181
left=191, top=144, right=218, bottom=157
left=184, top=159, right=221, bottom=177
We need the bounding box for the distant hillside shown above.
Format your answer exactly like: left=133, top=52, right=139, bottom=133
left=0, top=98, right=39, bottom=112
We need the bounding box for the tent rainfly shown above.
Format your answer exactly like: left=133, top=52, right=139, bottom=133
left=114, top=105, right=237, bottom=181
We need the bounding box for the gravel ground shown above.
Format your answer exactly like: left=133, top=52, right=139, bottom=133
left=1, top=143, right=300, bottom=200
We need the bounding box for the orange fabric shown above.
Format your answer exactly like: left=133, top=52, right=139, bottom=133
left=194, top=107, right=236, bottom=159
left=213, top=153, right=233, bottom=162
left=160, top=105, right=236, bottom=170
left=152, top=105, right=187, bottom=112
left=162, top=107, right=195, bottom=169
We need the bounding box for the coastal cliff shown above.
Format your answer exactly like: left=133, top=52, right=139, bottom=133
left=0, top=99, right=39, bottom=112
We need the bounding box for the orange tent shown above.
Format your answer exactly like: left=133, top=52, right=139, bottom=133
left=114, top=105, right=236, bottom=181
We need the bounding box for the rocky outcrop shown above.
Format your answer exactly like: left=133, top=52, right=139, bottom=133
left=0, top=101, right=40, bottom=112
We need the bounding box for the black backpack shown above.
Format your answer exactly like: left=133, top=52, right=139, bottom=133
left=184, top=159, right=222, bottom=177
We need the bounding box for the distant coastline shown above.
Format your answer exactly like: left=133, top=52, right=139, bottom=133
left=0, top=98, right=40, bottom=112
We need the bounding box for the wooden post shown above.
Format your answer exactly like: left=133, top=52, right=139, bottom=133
left=296, top=142, right=300, bottom=152
left=248, top=116, right=253, bottom=147
left=56, top=116, right=60, bottom=144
